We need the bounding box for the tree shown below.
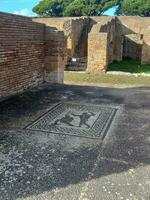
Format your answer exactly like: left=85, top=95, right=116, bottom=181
left=117, top=0, right=150, bottom=16
left=32, top=0, right=119, bottom=17
left=32, top=0, right=72, bottom=17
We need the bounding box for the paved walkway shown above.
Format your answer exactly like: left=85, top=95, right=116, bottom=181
left=0, top=83, right=150, bottom=200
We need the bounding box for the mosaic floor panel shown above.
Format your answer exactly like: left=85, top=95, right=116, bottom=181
left=26, top=102, right=117, bottom=139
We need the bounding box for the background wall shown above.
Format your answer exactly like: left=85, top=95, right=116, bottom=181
left=33, top=17, right=89, bottom=62
left=87, top=16, right=150, bottom=72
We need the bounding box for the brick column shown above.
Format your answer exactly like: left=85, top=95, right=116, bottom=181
left=44, top=27, right=67, bottom=83
left=87, top=33, right=108, bottom=73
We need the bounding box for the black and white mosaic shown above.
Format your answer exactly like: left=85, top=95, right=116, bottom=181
left=26, top=102, right=117, bottom=139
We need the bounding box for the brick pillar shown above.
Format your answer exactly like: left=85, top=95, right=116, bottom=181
left=44, top=27, right=67, bottom=83
left=87, top=33, right=108, bottom=73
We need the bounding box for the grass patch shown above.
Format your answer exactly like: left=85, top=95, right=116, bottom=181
left=64, top=72, right=150, bottom=86
left=108, top=59, right=150, bottom=74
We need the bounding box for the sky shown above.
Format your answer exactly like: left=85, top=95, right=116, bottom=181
left=0, top=0, right=117, bottom=17
left=0, top=0, right=40, bottom=16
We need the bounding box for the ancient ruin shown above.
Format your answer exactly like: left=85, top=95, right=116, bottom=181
left=0, top=11, right=150, bottom=200
left=0, top=12, right=150, bottom=100
left=33, top=15, right=150, bottom=72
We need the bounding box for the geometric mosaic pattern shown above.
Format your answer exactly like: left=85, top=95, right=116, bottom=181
left=26, top=102, right=117, bottom=139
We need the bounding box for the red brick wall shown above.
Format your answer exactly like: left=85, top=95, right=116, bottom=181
left=0, top=12, right=45, bottom=99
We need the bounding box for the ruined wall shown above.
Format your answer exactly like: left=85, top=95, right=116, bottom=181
left=141, top=32, right=150, bottom=64
left=114, top=17, right=150, bottom=62
left=114, top=17, right=142, bottom=61
left=106, top=19, right=116, bottom=64
left=141, top=22, right=150, bottom=64
left=32, top=16, right=150, bottom=74
left=87, top=33, right=108, bottom=73
left=70, top=18, right=89, bottom=58
left=0, top=13, right=150, bottom=97
left=87, top=17, right=115, bottom=72
left=33, top=17, right=89, bottom=62
left=44, top=27, right=67, bottom=83
left=87, top=16, right=150, bottom=73
left=123, top=34, right=143, bottom=60
left=0, top=12, right=45, bottom=100
left=0, top=12, right=66, bottom=101
left=33, top=17, right=69, bottom=69
left=113, top=17, right=150, bottom=63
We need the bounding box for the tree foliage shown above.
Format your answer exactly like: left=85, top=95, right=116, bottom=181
left=33, top=0, right=119, bottom=17
left=63, top=0, right=119, bottom=16
left=32, top=0, right=72, bottom=17
left=119, top=0, right=150, bottom=16
left=32, top=0, right=150, bottom=17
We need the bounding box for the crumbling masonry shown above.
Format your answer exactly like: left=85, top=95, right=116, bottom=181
left=0, top=12, right=150, bottom=100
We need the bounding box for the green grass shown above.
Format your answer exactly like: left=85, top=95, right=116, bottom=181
left=108, top=59, right=150, bottom=74
left=64, top=72, right=150, bottom=86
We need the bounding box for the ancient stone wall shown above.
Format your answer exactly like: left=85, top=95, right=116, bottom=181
left=33, top=17, right=89, bottom=63
left=0, top=12, right=45, bottom=100
left=87, top=33, right=108, bottom=73
left=87, top=17, right=115, bottom=72
left=0, top=12, right=66, bottom=100
left=123, top=34, right=143, bottom=60
left=44, top=26, right=67, bottom=83
left=106, top=19, right=116, bottom=64
left=88, top=16, right=150, bottom=72
left=141, top=32, right=150, bottom=64
left=71, top=18, right=89, bottom=58
left=0, top=13, right=150, bottom=99
left=114, top=17, right=142, bottom=61
left=141, top=22, right=150, bottom=64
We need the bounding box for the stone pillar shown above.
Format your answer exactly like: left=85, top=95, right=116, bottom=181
left=87, top=32, right=108, bottom=73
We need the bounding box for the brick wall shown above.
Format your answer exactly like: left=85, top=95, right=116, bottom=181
left=1, top=13, right=150, bottom=97
left=32, top=18, right=67, bottom=83
left=0, top=12, right=45, bottom=100
left=33, top=17, right=89, bottom=62
left=0, top=12, right=67, bottom=101
left=44, top=27, right=67, bottom=83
